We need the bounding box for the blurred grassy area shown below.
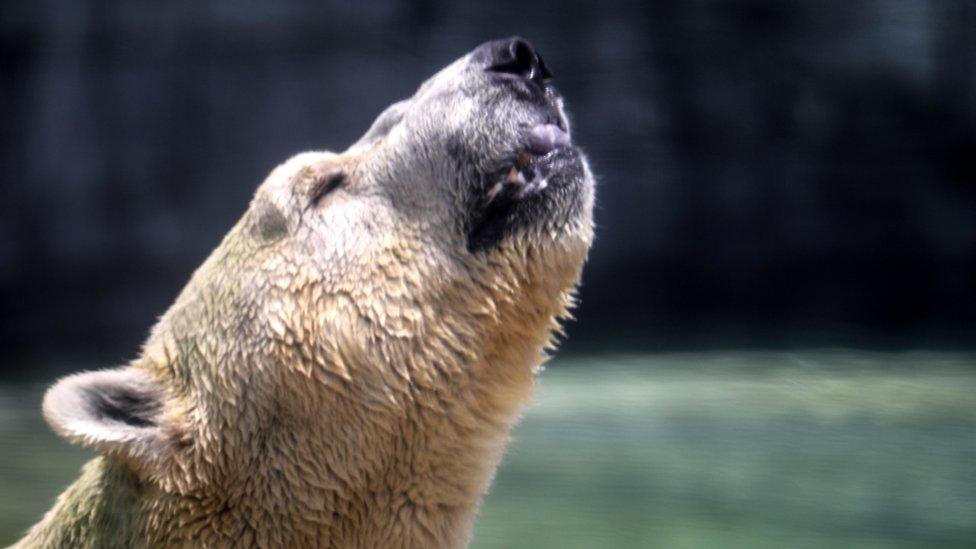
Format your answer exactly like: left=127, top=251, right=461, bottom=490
left=2, top=351, right=975, bottom=547
left=0, top=381, right=92, bottom=544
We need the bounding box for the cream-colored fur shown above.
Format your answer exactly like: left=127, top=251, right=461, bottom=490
left=17, top=39, right=593, bottom=548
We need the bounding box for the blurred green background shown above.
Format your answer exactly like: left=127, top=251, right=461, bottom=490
left=3, top=351, right=974, bottom=547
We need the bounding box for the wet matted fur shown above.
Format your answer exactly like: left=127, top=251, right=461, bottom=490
left=17, top=37, right=594, bottom=548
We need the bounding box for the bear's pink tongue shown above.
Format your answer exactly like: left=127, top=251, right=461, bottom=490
left=526, top=123, right=570, bottom=155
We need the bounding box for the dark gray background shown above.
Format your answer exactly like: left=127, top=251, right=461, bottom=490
left=2, top=1, right=975, bottom=364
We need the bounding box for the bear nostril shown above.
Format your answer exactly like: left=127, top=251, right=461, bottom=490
left=487, top=37, right=552, bottom=85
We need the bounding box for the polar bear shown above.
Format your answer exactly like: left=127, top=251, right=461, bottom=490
left=16, top=37, right=594, bottom=548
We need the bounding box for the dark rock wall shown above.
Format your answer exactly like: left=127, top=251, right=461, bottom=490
left=2, top=1, right=974, bottom=357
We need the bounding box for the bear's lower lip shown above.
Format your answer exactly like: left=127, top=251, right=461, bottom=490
left=491, top=145, right=582, bottom=201
left=488, top=148, right=563, bottom=202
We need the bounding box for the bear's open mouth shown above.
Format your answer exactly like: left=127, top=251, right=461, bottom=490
left=467, top=123, right=582, bottom=252
left=485, top=123, right=571, bottom=204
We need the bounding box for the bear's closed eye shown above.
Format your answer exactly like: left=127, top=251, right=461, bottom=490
left=310, top=171, right=346, bottom=206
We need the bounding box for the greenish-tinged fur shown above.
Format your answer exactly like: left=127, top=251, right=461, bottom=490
left=15, top=458, right=141, bottom=548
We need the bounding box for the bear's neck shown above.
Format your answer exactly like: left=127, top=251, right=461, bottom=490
left=16, top=457, right=143, bottom=548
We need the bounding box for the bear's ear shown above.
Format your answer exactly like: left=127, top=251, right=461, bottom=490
left=42, top=367, right=179, bottom=468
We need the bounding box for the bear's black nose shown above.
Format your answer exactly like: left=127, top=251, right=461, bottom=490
left=481, top=37, right=552, bottom=85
